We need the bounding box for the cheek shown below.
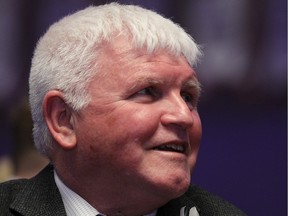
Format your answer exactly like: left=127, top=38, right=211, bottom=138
left=188, top=113, right=202, bottom=167
left=79, top=107, right=160, bottom=156
left=111, top=106, right=160, bottom=143
left=191, top=112, right=202, bottom=144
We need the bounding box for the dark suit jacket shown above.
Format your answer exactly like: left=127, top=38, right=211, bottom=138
left=0, top=165, right=246, bottom=215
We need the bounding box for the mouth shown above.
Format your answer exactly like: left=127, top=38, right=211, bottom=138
left=152, top=142, right=187, bottom=154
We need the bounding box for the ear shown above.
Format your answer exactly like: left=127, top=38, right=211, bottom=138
left=43, top=90, right=77, bottom=150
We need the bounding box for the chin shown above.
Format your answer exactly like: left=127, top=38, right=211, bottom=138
left=158, top=173, right=191, bottom=200
left=173, top=176, right=190, bottom=196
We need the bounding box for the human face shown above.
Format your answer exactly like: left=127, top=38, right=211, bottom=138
left=73, top=40, right=202, bottom=203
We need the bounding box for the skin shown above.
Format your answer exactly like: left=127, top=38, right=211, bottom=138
left=45, top=37, right=202, bottom=216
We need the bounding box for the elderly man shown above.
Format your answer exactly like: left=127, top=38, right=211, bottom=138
left=0, top=3, right=246, bottom=216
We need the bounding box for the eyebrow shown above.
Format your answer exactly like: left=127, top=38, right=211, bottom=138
left=127, top=76, right=202, bottom=92
left=127, top=77, right=164, bottom=93
left=182, top=79, right=202, bottom=94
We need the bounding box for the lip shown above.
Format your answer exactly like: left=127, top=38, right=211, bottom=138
left=151, top=140, right=189, bottom=155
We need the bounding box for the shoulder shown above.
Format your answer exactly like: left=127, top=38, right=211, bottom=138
left=184, top=185, right=247, bottom=215
left=0, top=164, right=53, bottom=201
left=0, top=165, right=66, bottom=215
left=0, top=178, right=28, bottom=199
left=0, top=178, right=28, bottom=213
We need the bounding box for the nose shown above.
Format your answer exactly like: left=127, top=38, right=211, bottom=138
left=160, top=93, right=194, bottom=129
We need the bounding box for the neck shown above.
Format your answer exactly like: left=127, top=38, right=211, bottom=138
left=54, top=166, right=164, bottom=216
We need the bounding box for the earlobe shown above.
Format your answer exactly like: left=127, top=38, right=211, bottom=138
left=43, top=91, right=77, bottom=150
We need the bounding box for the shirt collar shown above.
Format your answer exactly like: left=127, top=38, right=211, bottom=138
left=54, top=171, right=101, bottom=216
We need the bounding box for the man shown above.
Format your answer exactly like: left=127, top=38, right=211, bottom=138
left=0, top=3, right=246, bottom=216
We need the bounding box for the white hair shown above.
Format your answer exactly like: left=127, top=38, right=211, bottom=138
left=29, top=3, right=202, bottom=156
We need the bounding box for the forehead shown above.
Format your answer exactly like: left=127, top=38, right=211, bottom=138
left=98, top=36, right=195, bottom=75
left=95, top=37, right=197, bottom=89
left=87, top=38, right=200, bottom=99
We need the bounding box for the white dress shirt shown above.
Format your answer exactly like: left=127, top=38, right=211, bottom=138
left=54, top=171, right=157, bottom=216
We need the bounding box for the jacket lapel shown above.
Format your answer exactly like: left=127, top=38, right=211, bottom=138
left=9, top=164, right=67, bottom=216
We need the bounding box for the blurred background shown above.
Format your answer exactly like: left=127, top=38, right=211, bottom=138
left=0, top=0, right=286, bottom=215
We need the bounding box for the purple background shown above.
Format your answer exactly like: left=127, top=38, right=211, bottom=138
left=0, top=0, right=286, bottom=215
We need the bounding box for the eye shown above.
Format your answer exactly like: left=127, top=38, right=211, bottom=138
left=137, top=87, right=156, bottom=96
left=181, top=92, right=193, bottom=103
left=181, top=92, right=198, bottom=110
left=130, top=87, right=159, bottom=102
